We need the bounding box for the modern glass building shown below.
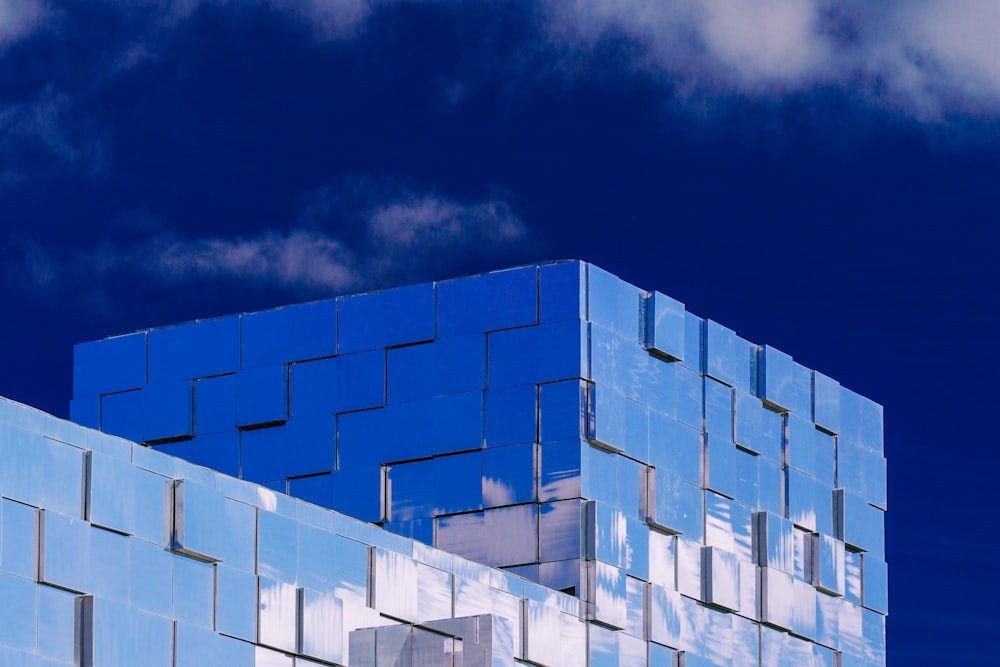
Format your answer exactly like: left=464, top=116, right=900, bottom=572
left=0, top=260, right=886, bottom=665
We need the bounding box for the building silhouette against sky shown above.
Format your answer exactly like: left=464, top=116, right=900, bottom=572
left=0, top=260, right=886, bottom=665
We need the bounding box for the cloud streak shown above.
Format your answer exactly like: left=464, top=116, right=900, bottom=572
left=544, top=0, right=1000, bottom=120
left=5, top=0, right=1000, bottom=144
left=0, top=0, right=49, bottom=50
left=12, top=190, right=528, bottom=302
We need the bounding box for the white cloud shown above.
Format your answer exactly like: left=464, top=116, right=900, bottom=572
left=0, top=0, right=49, bottom=50
left=268, top=0, right=384, bottom=40
left=544, top=0, right=1000, bottom=120
left=0, top=89, right=107, bottom=171
left=368, top=196, right=525, bottom=249
left=15, top=190, right=528, bottom=299
left=140, top=230, right=360, bottom=291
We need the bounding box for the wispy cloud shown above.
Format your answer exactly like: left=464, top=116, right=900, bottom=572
left=544, top=0, right=1000, bottom=120
left=0, top=0, right=49, bottom=50
left=0, top=88, right=107, bottom=176
left=126, top=230, right=359, bottom=291
left=9, top=189, right=529, bottom=304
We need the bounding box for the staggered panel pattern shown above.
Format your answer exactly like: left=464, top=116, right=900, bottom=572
left=71, top=260, right=888, bottom=666
left=1, top=396, right=692, bottom=666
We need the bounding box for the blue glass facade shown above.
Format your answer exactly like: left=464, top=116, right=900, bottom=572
left=0, top=260, right=886, bottom=665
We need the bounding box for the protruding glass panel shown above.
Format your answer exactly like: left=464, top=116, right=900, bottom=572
left=734, top=391, right=782, bottom=461
left=0, top=424, right=86, bottom=517
left=760, top=566, right=795, bottom=631
left=674, top=364, right=702, bottom=429
left=338, top=281, right=434, bottom=353
left=258, top=509, right=298, bottom=583
left=435, top=511, right=486, bottom=565
left=624, top=575, right=645, bottom=639
left=484, top=504, right=538, bottom=567
left=538, top=438, right=584, bottom=502
left=844, top=548, right=862, bottom=606
left=579, top=444, right=617, bottom=509
left=524, top=595, right=565, bottom=665
left=258, top=576, right=298, bottom=652
left=483, top=443, right=536, bottom=507
left=375, top=549, right=419, bottom=621
left=836, top=489, right=885, bottom=558
left=705, top=377, right=733, bottom=442
left=838, top=387, right=862, bottom=450
left=539, top=260, right=585, bottom=324
left=130, top=538, right=172, bottom=616
left=217, top=564, right=258, bottom=642
left=337, top=392, right=483, bottom=470
left=290, top=351, right=385, bottom=418
left=242, top=416, right=336, bottom=483
left=588, top=622, right=620, bottom=667
left=760, top=346, right=811, bottom=416
left=812, top=371, right=840, bottom=434
left=38, top=584, right=77, bottom=663
left=90, top=598, right=174, bottom=667
left=813, top=533, right=846, bottom=597
left=538, top=379, right=587, bottom=444
left=755, top=511, right=795, bottom=574
left=454, top=576, right=491, bottom=618
left=588, top=265, right=643, bottom=340
left=589, top=560, right=627, bottom=629
left=0, top=571, right=37, bottom=652
left=1, top=499, right=37, bottom=580
left=148, top=315, right=241, bottom=384
left=815, top=587, right=842, bottom=650
left=862, top=606, right=887, bottom=664
left=416, top=563, right=453, bottom=620
left=649, top=412, right=701, bottom=486
left=705, top=491, right=753, bottom=563
left=862, top=447, right=888, bottom=511
left=675, top=536, right=703, bottom=601
left=141, top=381, right=194, bottom=443
left=388, top=334, right=486, bottom=403
left=645, top=290, right=685, bottom=361
left=87, top=526, right=130, bottom=601
left=814, top=429, right=836, bottom=488
left=591, top=325, right=676, bottom=414
left=73, top=331, right=147, bottom=398
left=787, top=468, right=826, bottom=534
left=388, top=452, right=483, bottom=523
left=617, top=456, right=646, bottom=523
left=173, top=554, right=215, bottom=628
left=786, top=413, right=818, bottom=477
left=194, top=373, right=237, bottom=435
left=487, top=384, right=537, bottom=447
left=300, top=588, right=344, bottom=664
left=171, top=479, right=225, bottom=561
left=241, top=299, right=337, bottom=368
left=39, top=510, right=88, bottom=593
left=862, top=554, right=889, bottom=615
left=705, top=320, right=755, bottom=393
left=702, top=546, right=741, bottom=612
left=758, top=458, right=784, bottom=516
left=235, top=365, right=288, bottom=428
left=652, top=476, right=703, bottom=541
left=438, top=264, right=538, bottom=337
left=648, top=529, right=676, bottom=590
left=859, top=396, right=884, bottom=454
left=488, top=320, right=589, bottom=388
left=539, top=499, right=583, bottom=562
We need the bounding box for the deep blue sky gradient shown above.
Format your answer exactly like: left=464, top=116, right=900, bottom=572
left=2, top=4, right=999, bottom=663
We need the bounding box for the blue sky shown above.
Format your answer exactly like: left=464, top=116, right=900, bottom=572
left=3, top=2, right=999, bottom=662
